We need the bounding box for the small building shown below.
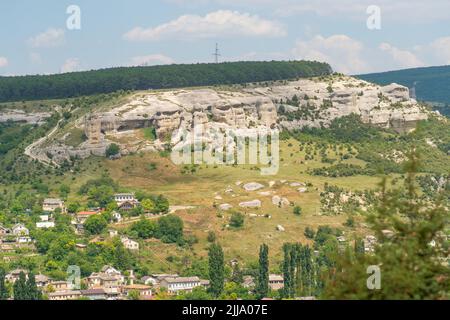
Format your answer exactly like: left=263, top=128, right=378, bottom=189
left=16, top=236, right=33, bottom=244
left=114, top=193, right=139, bottom=211
left=76, top=211, right=98, bottom=224
left=269, top=274, right=284, bottom=291
left=80, top=288, right=107, bottom=300
left=12, top=224, right=29, bottom=236
left=75, top=243, right=87, bottom=250
left=36, top=221, right=55, bottom=229
left=0, top=224, right=11, bottom=237
left=48, top=290, right=81, bottom=301
left=5, top=269, right=28, bottom=283
left=121, top=237, right=139, bottom=251
left=160, top=276, right=202, bottom=294
left=109, top=229, right=119, bottom=238
left=112, top=211, right=122, bottom=223
left=35, top=274, right=50, bottom=288
left=121, top=284, right=152, bottom=298
left=50, top=280, right=70, bottom=291
left=43, top=198, right=66, bottom=213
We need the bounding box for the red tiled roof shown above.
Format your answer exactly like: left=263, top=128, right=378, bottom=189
left=77, top=211, right=97, bottom=216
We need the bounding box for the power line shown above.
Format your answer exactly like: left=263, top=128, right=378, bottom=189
left=212, top=43, right=221, bottom=63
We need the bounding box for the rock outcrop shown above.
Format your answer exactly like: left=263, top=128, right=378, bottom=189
left=26, top=75, right=429, bottom=164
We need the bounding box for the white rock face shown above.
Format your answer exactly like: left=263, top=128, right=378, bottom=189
left=272, top=196, right=290, bottom=207
left=32, top=75, right=430, bottom=164
left=0, top=109, right=51, bottom=124
left=277, top=225, right=285, bottom=232
left=298, top=187, right=308, bottom=193
left=239, top=200, right=262, bottom=208
left=243, top=182, right=265, bottom=191
left=219, top=204, right=233, bottom=211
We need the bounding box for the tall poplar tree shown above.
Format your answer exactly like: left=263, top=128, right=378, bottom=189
left=208, top=243, right=224, bottom=297
left=0, top=267, right=9, bottom=300
left=256, top=244, right=269, bottom=298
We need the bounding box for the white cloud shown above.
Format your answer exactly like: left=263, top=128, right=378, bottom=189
left=379, top=42, right=424, bottom=69
left=0, top=57, right=8, bottom=68
left=292, top=35, right=370, bottom=74
left=130, top=54, right=175, bottom=66
left=167, top=0, right=450, bottom=22
left=124, top=10, right=286, bottom=41
left=61, top=58, right=80, bottom=73
left=429, top=37, right=450, bottom=65
left=28, top=28, right=65, bottom=48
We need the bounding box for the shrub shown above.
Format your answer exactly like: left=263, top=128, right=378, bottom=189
left=229, top=212, right=245, bottom=229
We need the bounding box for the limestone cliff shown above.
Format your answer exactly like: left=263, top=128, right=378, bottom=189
left=27, top=75, right=430, bottom=163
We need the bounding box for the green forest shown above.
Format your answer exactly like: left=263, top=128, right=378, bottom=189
left=0, top=61, right=332, bottom=103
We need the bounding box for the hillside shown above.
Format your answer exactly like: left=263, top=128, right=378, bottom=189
left=358, top=65, right=450, bottom=116
left=0, top=72, right=448, bottom=300
left=0, top=60, right=332, bottom=103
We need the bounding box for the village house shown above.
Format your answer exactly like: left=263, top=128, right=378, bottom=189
left=87, top=266, right=125, bottom=295
left=114, top=193, right=139, bottom=211
left=5, top=269, right=28, bottom=283
left=121, top=236, right=139, bottom=251
left=80, top=288, right=107, bottom=300
left=48, top=290, right=81, bottom=301
left=76, top=211, right=98, bottom=224
left=159, top=276, right=202, bottom=294
left=141, top=274, right=179, bottom=287
left=109, top=229, right=118, bottom=238
left=36, top=215, right=55, bottom=229
left=112, top=211, right=122, bottom=223
left=12, top=224, right=29, bottom=236
left=42, top=198, right=66, bottom=213
left=49, top=280, right=70, bottom=292
left=121, top=284, right=152, bottom=299
left=269, top=274, right=284, bottom=291
left=16, top=236, right=33, bottom=244
left=0, top=224, right=10, bottom=237
left=35, top=274, right=50, bottom=288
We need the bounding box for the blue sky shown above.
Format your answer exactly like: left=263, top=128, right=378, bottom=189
left=1, top=0, right=450, bottom=76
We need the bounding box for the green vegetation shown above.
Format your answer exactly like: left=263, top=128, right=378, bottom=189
left=106, top=144, right=120, bottom=157
left=208, top=243, right=225, bottom=297
left=323, top=153, right=450, bottom=299
left=229, top=211, right=245, bottom=229
left=0, top=61, right=332, bottom=103
left=256, top=244, right=269, bottom=298
left=358, top=65, right=450, bottom=107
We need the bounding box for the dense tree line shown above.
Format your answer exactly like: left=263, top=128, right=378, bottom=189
left=0, top=61, right=332, bottom=103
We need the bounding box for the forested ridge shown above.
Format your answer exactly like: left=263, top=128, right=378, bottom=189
left=0, top=60, right=332, bottom=103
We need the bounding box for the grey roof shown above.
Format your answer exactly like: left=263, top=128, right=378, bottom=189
left=163, top=276, right=200, bottom=284
left=81, top=289, right=106, bottom=295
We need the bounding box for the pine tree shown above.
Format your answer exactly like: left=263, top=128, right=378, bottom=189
left=208, top=243, right=224, bottom=297
left=13, top=271, right=27, bottom=300
left=256, top=244, right=269, bottom=298
left=0, top=267, right=9, bottom=300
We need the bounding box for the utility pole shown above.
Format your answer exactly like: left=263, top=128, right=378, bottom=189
left=213, top=43, right=221, bottom=64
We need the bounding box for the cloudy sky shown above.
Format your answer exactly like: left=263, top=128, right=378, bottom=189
left=1, top=0, right=450, bottom=76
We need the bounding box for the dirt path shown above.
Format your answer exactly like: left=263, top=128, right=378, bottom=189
left=24, top=107, right=67, bottom=166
